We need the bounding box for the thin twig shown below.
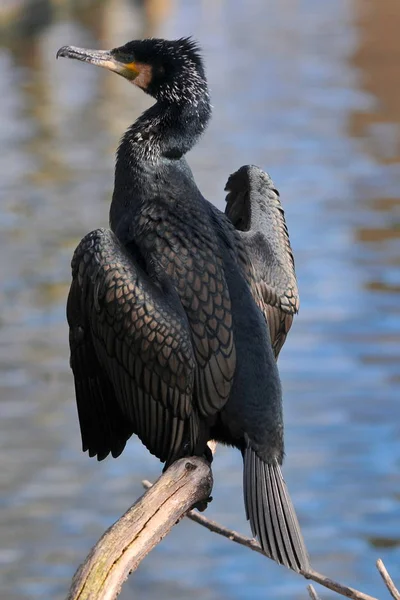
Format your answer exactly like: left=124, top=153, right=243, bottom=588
left=304, top=569, right=377, bottom=600
left=142, top=480, right=378, bottom=600
left=376, top=558, right=400, bottom=600
left=308, top=584, right=321, bottom=600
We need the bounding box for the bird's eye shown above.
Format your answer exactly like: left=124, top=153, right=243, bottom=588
left=113, top=50, right=134, bottom=64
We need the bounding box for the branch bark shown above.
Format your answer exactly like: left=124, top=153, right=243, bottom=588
left=142, top=480, right=378, bottom=600
left=66, top=458, right=398, bottom=600
left=66, top=457, right=212, bottom=600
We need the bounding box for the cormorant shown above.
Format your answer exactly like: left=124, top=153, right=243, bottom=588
left=57, top=38, right=308, bottom=573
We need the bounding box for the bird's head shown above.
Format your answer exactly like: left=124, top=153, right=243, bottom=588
left=56, top=37, right=208, bottom=104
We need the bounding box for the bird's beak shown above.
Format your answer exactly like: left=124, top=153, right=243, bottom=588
left=56, top=45, right=140, bottom=80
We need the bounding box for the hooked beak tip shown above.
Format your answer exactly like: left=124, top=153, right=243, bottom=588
left=55, top=45, right=114, bottom=67
left=56, top=46, right=68, bottom=60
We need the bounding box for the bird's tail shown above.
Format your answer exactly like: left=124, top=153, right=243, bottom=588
left=244, top=446, right=309, bottom=573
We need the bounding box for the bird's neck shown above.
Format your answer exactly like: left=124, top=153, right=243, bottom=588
left=128, top=94, right=211, bottom=158
left=110, top=95, right=211, bottom=241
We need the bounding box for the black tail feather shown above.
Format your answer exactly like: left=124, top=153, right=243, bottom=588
left=244, top=447, right=309, bottom=573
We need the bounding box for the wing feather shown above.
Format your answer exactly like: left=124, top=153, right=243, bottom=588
left=138, top=204, right=237, bottom=418
left=225, top=165, right=299, bottom=358
left=67, top=228, right=197, bottom=463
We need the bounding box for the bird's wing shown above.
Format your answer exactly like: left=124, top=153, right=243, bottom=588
left=67, top=228, right=197, bottom=464
left=139, top=202, right=237, bottom=419
left=165, top=242, right=236, bottom=419
left=224, top=165, right=299, bottom=358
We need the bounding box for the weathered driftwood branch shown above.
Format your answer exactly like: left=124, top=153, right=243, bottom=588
left=143, top=479, right=397, bottom=600
left=67, top=457, right=213, bottom=600
left=66, top=455, right=398, bottom=600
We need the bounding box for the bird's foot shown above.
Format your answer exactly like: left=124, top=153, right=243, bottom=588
left=192, top=495, right=213, bottom=513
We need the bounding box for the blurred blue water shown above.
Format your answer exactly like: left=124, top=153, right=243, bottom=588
left=0, top=0, right=399, bottom=599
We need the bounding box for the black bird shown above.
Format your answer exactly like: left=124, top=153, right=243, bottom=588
left=57, top=38, right=308, bottom=573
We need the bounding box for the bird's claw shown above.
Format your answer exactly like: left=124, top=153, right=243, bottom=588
left=192, top=495, right=213, bottom=512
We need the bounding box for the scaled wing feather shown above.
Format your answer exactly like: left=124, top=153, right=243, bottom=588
left=67, top=228, right=197, bottom=464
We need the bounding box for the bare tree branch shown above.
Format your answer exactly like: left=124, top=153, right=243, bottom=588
left=142, top=479, right=380, bottom=600
left=65, top=459, right=398, bottom=600
left=377, top=558, right=400, bottom=600
left=66, top=457, right=212, bottom=600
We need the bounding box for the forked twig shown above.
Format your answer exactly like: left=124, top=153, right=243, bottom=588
left=143, top=480, right=397, bottom=600
left=65, top=459, right=398, bottom=600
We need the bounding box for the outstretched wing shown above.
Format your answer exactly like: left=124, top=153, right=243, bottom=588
left=225, top=165, right=299, bottom=358
left=67, top=228, right=197, bottom=464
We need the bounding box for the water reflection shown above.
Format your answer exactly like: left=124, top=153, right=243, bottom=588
left=0, top=1, right=399, bottom=599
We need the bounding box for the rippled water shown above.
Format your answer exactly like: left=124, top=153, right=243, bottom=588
left=1, top=1, right=399, bottom=598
